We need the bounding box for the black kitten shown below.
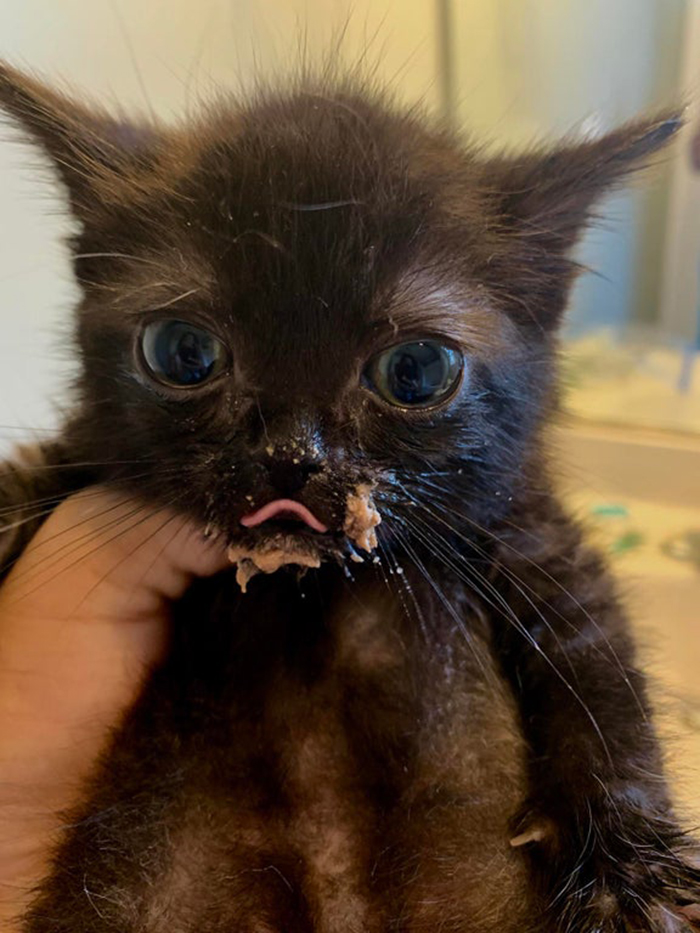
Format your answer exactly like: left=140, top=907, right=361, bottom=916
left=0, top=62, right=698, bottom=932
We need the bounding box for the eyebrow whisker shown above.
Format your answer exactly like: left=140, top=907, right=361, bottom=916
left=149, top=287, right=201, bottom=311
left=278, top=199, right=362, bottom=212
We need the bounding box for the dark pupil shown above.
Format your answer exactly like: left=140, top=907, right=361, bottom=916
left=388, top=343, right=445, bottom=404
left=154, top=323, right=217, bottom=385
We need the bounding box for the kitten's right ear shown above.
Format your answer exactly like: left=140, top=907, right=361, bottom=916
left=477, top=111, right=682, bottom=329
left=0, top=61, right=159, bottom=220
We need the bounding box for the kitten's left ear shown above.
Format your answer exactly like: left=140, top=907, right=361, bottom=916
left=0, top=61, right=159, bottom=221
left=480, top=112, right=683, bottom=328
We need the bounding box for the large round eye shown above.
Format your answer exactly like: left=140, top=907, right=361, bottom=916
left=365, top=340, right=463, bottom=408
left=140, top=320, right=228, bottom=388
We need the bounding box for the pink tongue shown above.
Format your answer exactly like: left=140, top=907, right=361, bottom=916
left=240, top=498, right=328, bottom=533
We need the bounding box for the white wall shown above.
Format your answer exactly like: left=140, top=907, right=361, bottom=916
left=0, top=0, right=439, bottom=445
left=450, top=0, right=688, bottom=338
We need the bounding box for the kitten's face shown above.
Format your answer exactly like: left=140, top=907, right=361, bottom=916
left=0, top=66, right=679, bottom=569
left=68, top=95, right=539, bottom=564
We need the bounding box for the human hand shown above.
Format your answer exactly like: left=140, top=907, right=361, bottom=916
left=0, top=490, right=228, bottom=928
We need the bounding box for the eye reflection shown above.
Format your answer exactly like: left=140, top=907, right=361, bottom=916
left=365, top=340, right=464, bottom=408
left=140, top=320, right=228, bottom=388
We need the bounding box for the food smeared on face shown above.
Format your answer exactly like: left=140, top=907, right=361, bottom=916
left=226, top=484, right=382, bottom=591
left=226, top=541, right=322, bottom=593
left=344, top=483, right=381, bottom=553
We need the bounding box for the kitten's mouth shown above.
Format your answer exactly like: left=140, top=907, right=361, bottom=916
left=227, top=486, right=381, bottom=592
left=240, top=498, right=328, bottom=533
left=228, top=496, right=337, bottom=592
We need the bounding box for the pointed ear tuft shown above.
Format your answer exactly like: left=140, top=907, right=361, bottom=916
left=613, top=113, right=683, bottom=161
left=0, top=61, right=158, bottom=219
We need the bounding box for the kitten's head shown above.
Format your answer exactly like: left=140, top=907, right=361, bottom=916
left=0, top=63, right=680, bottom=576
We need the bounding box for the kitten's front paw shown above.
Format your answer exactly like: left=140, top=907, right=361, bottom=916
left=513, top=807, right=700, bottom=933
left=560, top=879, right=700, bottom=933
left=555, top=848, right=700, bottom=933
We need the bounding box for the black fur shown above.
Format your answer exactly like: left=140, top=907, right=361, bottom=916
left=0, top=62, right=697, bottom=931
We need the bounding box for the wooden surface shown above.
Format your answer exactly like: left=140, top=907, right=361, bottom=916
left=558, top=422, right=700, bottom=821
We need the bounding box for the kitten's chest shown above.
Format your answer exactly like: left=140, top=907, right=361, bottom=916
left=61, top=572, right=543, bottom=932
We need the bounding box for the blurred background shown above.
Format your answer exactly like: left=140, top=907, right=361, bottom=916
left=0, top=0, right=698, bottom=813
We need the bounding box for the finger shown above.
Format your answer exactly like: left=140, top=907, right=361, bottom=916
left=0, top=491, right=229, bottom=757
left=0, top=490, right=229, bottom=773
left=1, top=489, right=229, bottom=622
left=0, top=490, right=229, bottom=921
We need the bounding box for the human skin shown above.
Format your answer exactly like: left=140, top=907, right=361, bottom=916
left=0, top=491, right=228, bottom=929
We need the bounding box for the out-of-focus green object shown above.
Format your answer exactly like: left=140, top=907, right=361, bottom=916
left=587, top=502, right=645, bottom=557
left=591, top=503, right=629, bottom=518
left=611, top=530, right=645, bottom=554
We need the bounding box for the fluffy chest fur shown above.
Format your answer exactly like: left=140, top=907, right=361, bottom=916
left=46, top=569, right=536, bottom=933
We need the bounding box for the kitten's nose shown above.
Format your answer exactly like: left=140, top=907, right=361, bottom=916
left=245, top=405, right=326, bottom=494
left=262, top=455, right=322, bottom=496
